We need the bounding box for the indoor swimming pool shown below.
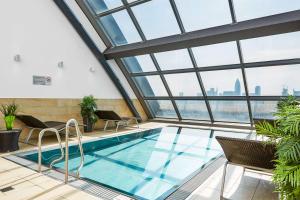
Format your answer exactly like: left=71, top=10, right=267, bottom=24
left=19, top=126, right=250, bottom=200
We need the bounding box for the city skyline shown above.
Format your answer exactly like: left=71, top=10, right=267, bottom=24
left=178, top=78, right=300, bottom=97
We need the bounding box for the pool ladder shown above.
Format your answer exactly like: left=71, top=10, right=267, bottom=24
left=38, top=119, right=84, bottom=184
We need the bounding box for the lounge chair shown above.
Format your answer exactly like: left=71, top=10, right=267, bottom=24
left=216, top=136, right=276, bottom=200
left=94, top=110, right=139, bottom=132
left=16, top=115, right=66, bottom=143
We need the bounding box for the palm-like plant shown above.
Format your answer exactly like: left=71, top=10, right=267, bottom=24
left=79, top=95, right=97, bottom=132
left=255, top=96, right=300, bottom=200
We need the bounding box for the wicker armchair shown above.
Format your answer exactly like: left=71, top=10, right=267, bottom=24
left=216, top=136, right=276, bottom=199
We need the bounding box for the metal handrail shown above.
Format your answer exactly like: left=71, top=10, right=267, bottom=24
left=65, top=119, right=84, bottom=183
left=37, top=119, right=84, bottom=184
left=38, top=128, right=64, bottom=172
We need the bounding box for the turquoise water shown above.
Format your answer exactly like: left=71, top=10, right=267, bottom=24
left=21, top=127, right=249, bottom=200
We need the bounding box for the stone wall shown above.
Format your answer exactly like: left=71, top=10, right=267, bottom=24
left=0, top=98, right=147, bottom=141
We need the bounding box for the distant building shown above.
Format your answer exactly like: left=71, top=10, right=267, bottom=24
left=234, top=79, right=241, bottom=96
left=179, top=92, right=184, bottom=96
left=207, top=88, right=218, bottom=96
left=282, top=88, right=289, bottom=96
left=223, top=91, right=236, bottom=96
left=293, top=90, right=300, bottom=96
left=222, top=79, right=241, bottom=96
left=255, top=86, right=261, bottom=96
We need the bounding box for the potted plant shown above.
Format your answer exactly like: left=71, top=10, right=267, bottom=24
left=0, top=102, right=22, bottom=152
left=255, top=96, right=300, bottom=200
left=79, top=95, right=98, bottom=132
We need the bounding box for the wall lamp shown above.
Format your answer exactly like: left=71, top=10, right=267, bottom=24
left=58, top=61, right=64, bottom=68
left=89, top=67, right=96, bottom=73
left=14, top=54, right=21, bottom=62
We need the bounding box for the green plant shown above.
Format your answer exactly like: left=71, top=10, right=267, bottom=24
left=255, top=96, right=300, bottom=200
left=0, top=102, right=18, bottom=130
left=277, top=95, right=300, bottom=112
left=79, top=95, right=98, bottom=124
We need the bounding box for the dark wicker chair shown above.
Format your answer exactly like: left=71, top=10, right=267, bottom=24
left=216, top=136, right=276, bottom=199
left=94, top=110, right=139, bottom=132
left=16, top=115, right=66, bottom=143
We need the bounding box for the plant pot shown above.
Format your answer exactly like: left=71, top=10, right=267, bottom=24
left=83, top=117, right=94, bottom=133
left=0, top=129, right=22, bottom=152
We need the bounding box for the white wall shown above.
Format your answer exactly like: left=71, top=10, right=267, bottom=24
left=0, top=0, right=132, bottom=99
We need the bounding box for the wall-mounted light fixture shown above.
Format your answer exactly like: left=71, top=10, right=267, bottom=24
left=89, top=67, right=96, bottom=73
left=57, top=61, right=64, bottom=68
left=14, top=54, right=21, bottom=62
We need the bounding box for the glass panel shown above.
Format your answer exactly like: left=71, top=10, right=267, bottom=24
left=131, top=0, right=181, bottom=40
left=134, top=75, right=168, bottom=97
left=97, top=10, right=141, bottom=46
left=155, top=49, right=193, bottom=70
left=201, top=69, right=245, bottom=96
left=147, top=100, right=177, bottom=118
left=175, top=0, right=232, bottom=32
left=176, top=100, right=210, bottom=121
left=86, top=0, right=123, bottom=14
left=251, top=101, right=278, bottom=119
left=233, top=0, right=300, bottom=21
left=192, top=42, right=240, bottom=67
left=241, top=32, right=300, bottom=63
left=246, top=65, right=300, bottom=96
left=164, top=73, right=202, bottom=96
left=122, top=55, right=157, bottom=73
left=210, top=100, right=250, bottom=123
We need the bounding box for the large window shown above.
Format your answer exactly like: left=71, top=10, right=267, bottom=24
left=147, top=100, right=177, bottom=119
left=164, top=73, right=202, bottom=96
left=246, top=65, right=300, bottom=96
left=201, top=69, right=245, bottom=96
left=154, top=49, right=193, bottom=70
left=233, top=0, right=300, bottom=21
left=176, top=100, right=210, bottom=121
left=175, top=0, right=232, bottom=32
left=123, top=55, right=157, bottom=73
left=81, top=0, right=300, bottom=125
left=98, top=10, right=141, bottom=45
left=131, top=0, right=180, bottom=40
left=251, top=101, right=278, bottom=119
left=86, top=0, right=122, bottom=14
left=192, top=42, right=240, bottom=67
left=241, top=32, right=300, bottom=63
left=210, top=101, right=250, bottom=123
left=134, top=76, right=168, bottom=97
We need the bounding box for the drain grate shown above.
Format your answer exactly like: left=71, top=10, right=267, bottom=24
left=0, top=186, right=14, bottom=193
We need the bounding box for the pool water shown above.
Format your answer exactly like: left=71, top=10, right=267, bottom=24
left=21, top=126, right=249, bottom=200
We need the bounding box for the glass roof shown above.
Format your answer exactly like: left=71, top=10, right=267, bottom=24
left=81, top=0, right=300, bottom=124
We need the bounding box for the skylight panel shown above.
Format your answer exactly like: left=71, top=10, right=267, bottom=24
left=97, top=10, right=142, bottom=46
left=131, top=0, right=181, bottom=40
left=175, top=0, right=232, bottom=32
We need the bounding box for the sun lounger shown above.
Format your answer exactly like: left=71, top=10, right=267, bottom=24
left=94, top=110, right=139, bottom=132
left=16, top=115, right=66, bottom=143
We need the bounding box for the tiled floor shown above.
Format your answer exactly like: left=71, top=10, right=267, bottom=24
left=0, top=122, right=278, bottom=200
left=187, top=165, right=278, bottom=200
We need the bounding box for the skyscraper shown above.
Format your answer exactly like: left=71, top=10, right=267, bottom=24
left=234, top=79, right=241, bottom=96
left=282, top=88, right=289, bottom=96
left=255, top=86, right=261, bottom=96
